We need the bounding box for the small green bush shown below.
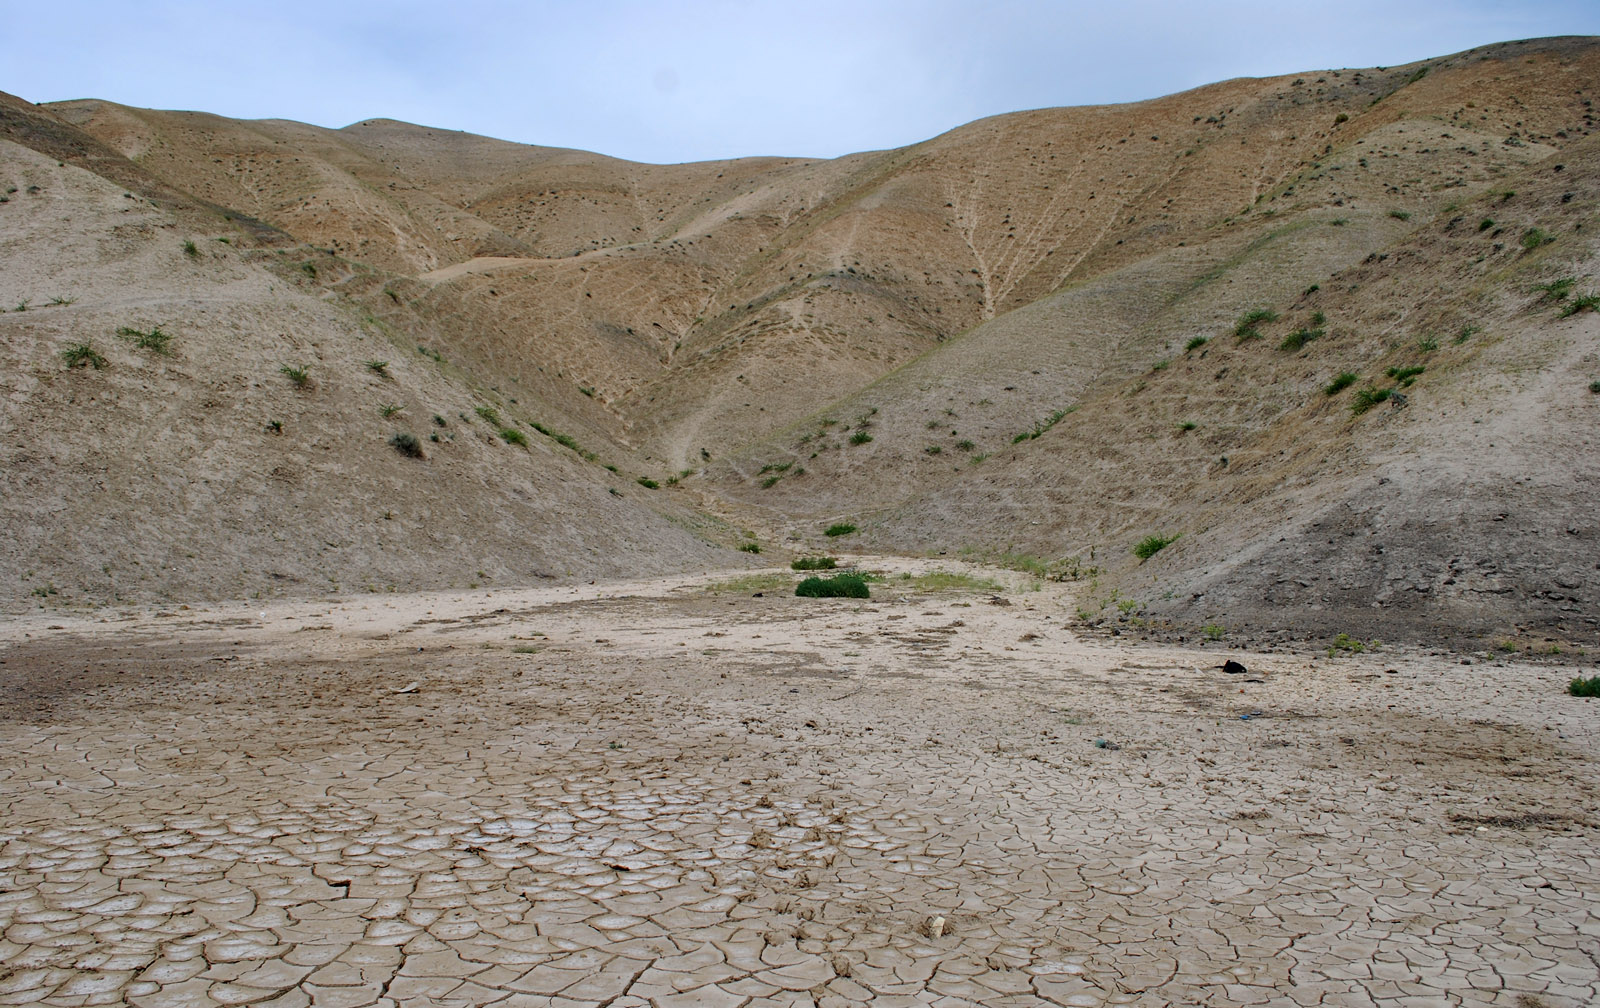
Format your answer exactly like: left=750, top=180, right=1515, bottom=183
left=1185, top=335, right=1209, bottom=352
left=474, top=405, right=501, bottom=425
left=1179, top=421, right=1198, bottom=431
left=117, top=325, right=172, bottom=354
left=60, top=342, right=107, bottom=368
left=1385, top=365, right=1425, bottom=387
left=1478, top=218, right=1495, bottom=232
left=1324, top=372, right=1359, bottom=395
left=824, top=523, right=857, bottom=537
left=390, top=432, right=424, bottom=458
left=500, top=427, right=528, bottom=446
left=1520, top=227, right=1554, bottom=251
left=1569, top=675, right=1600, bottom=697
left=379, top=403, right=405, bottom=418
left=1234, top=308, right=1278, bottom=340
left=182, top=240, right=200, bottom=259
left=1388, top=210, right=1411, bottom=221
left=280, top=364, right=310, bottom=387
left=1560, top=293, right=1599, bottom=318
left=1280, top=327, right=1324, bottom=352
left=738, top=542, right=761, bottom=553
left=849, top=431, right=873, bottom=445
left=792, top=556, right=838, bottom=570
left=1350, top=386, right=1394, bottom=415
left=1535, top=277, right=1574, bottom=300
left=796, top=574, right=870, bottom=599
left=365, top=359, right=390, bottom=376
left=1133, top=534, right=1177, bottom=560
left=636, top=477, right=659, bottom=489
left=1589, top=380, right=1600, bottom=394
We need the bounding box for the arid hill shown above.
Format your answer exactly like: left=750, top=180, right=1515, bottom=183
left=2, top=37, right=1597, bottom=651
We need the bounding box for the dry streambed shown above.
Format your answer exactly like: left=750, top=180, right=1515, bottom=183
left=1, top=561, right=1595, bottom=1007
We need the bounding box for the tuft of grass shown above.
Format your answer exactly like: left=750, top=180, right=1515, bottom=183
left=499, top=427, right=528, bottom=446
left=1326, top=632, right=1374, bottom=657
left=737, top=542, right=761, bottom=553
left=1478, top=218, right=1495, bottom=232
left=474, top=405, right=501, bottom=425
left=1279, top=328, right=1324, bottom=352
left=1324, top=372, right=1359, bottom=395
left=1534, top=277, right=1574, bottom=301
left=849, top=430, right=873, bottom=445
left=1589, top=380, right=1600, bottom=394
left=579, top=385, right=596, bottom=398
left=1185, top=335, right=1209, bottom=352
left=792, top=556, right=838, bottom=571
left=364, top=359, right=390, bottom=376
left=1569, top=675, right=1600, bottom=697
left=796, top=574, right=870, bottom=599
left=378, top=403, right=405, bottom=418
left=1233, top=308, right=1278, bottom=340
left=636, top=477, right=659, bottom=489
left=1202, top=624, right=1225, bottom=641
left=1559, top=293, right=1599, bottom=318
left=1454, top=325, right=1479, bottom=344
left=1133, top=534, right=1177, bottom=560
left=924, top=445, right=942, bottom=455
left=1520, top=227, right=1554, bottom=251
left=1388, top=210, right=1411, bottom=221
left=761, top=475, right=782, bottom=488
left=48, top=295, right=75, bottom=306
left=390, top=432, right=424, bottom=458
left=1179, top=421, right=1198, bottom=431
left=1385, top=365, right=1425, bottom=387
left=116, top=325, right=173, bottom=354
left=60, top=342, right=107, bottom=369
left=824, top=523, right=857, bottom=537
left=1416, top=337, right=1439, bottom=352
left=280, top=364, right=310, bottom=387
left=1350, top=386, right=1394, bottom=415
left=182, top=240, right=200, bottom=259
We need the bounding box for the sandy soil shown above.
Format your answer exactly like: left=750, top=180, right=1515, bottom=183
left=1, top=559, right=1595, bottom=1007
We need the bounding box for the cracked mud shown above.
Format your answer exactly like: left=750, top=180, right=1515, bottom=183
left=2, top=562, right=1596, bottom=1007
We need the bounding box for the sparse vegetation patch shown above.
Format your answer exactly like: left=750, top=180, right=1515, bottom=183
left=796, top=574, right=870, bottom=599
left=117, top=326, right=173, bottom=354
left=1133, top=534, right=1177, bottom=560
left=60, top=342, right=107, bottom=369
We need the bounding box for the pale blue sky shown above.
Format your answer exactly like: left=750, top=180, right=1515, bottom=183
left=5, top=0, right=1596, bottom=163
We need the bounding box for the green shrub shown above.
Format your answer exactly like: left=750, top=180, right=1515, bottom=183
left=1234, top=308, right=1278, bottom=340
left=1535, top=277, right=1574, bottom=300
left=1385, top=365, right=1425, bottom=387
left=761, top=475, right=782, bottom=488
left=474, top=405, right=501, bottom=425
left=1327, top=632, right=1371, bottom=657
left=1416, top=337, right=1439, bottom=352
left=792, top=556, right=838, bottom=570
left=796, top=574, right=870, bottom=599
left=1589, top=381, right=1600, bottom=394
left=925, top=445, right=942, bottom=455
left=636, top=477, right=659, bottom=489
left=1179, top=421, right=1198, bottom=431
left=849, top=431, right=873, bottom=445
left=1133, top=534, right=1177, bottom=560
left=379, top=403, right=405, bottom=418
left=757, top=461, right=793, bottom=475
left=1185, top=335, right=1209, bottom=352
left=1323, top=372, right=1358, bottom=395
left=280, top=364, right=310, bottom=387
left=738, top=542, right=761, bottom=553
left=1388, top=210, right=1411, bottom=221
left=365, top=359, right=390, bottom=376
left=1478, top=218, right=1495, bottom=232
left=390, top=432, right=424, bottom=458
left=1520, top=227, right=1554, bottom=251
left=116, top=325, right=173, bottom=354
left=1569, top=675, right=1600, bottom=697
left=60, top=342, right=107, bottom=368
left=824, top=523, right=857, bottom=537
left=499, top=427, right=528, bottom=446
left=182, top=240, right=200, bottom=259
left=1280, top=328, right=1324, bottom=352
left=1350, top=386, right=1394, bottom=415
left=1560, top=293, right=1599, bottom=318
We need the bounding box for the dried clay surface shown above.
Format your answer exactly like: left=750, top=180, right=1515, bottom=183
left=2, top=559, right=1596, bottom=1007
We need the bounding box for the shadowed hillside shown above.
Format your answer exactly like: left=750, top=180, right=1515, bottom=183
left=3, top=37, right=1598, bottom=651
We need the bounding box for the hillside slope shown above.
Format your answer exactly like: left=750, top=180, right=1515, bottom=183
left=3, top=37, right=1598, bottom=649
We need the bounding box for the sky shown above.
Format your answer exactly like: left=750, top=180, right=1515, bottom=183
left=4, top=0, right=1597, bottom=164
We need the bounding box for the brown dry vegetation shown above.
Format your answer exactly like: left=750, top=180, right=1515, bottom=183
left=3, top=37, right=1599, bottom=652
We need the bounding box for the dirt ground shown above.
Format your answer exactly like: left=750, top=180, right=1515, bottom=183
left=1, top=559, right=1596, bottom=1007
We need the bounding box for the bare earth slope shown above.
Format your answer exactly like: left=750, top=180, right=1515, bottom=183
left=0, top=97, right=744, bottom=609
left=3, top=38, right=1599, bottom=649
